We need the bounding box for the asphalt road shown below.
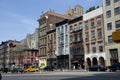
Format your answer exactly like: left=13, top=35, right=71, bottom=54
left=1, top=71, right=120, bottom=80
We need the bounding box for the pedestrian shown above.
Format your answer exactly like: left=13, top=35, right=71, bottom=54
left=0, top=73, right=2, bottom=80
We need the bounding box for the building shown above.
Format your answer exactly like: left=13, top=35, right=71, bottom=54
left=56, top=19, right=70, bottom=70
left=65, top=5, right=83, bottom=17
left=0, top=40, right=19, bottom=70
left=69, top=16, right=84, bottom=69
left=38, top=11, right=69, bottom=69
left=83, top=7, right=106, bottom=69
left=22, top=49, right=39, bottom=68
left=26, top=28, right=39, bottom=49
left=102, top=0, right=120, bottom=66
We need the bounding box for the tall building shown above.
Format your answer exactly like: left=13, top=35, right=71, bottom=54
left=26, top=28, right=39, bottom=49
left=83, top=7, right=105, bottom=69
left=56, top=19, right=70, bottom=69
left=65, top=5, right=83, bottom=17
left=38, top=11, right=69, bottom=69
left=102, top=0, right=120, bottom=66
left=69, top=16, right=84, bottom=69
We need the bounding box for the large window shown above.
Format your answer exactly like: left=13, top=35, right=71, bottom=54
left=91, top=19, right=95, bottom=28
left=65, top=25, right=68, bottom=32
left=106, top=0, right=110, bottom=6
left=65, top=35, right=68, bottom=44
left=74, top=24, right=77, bottom=31
left=91, top=30, right=95, bottom=40
left=106, top=10, right=111, bottom=18
left=86, top=44, right=90, bottom=53
left=98, top=29, right=102, bottom=39
left=70, top=35, right=73, bottom=43
left=74, top=34, right=78, bottom=42
left=85, top=32, right=89, bottom=41
left=108, top=35, right=113, bottom=43
left=98, top=41, right=103, bottom=52
left=97, top=16, right=101, bottom=27
left=107, top=22, right=112, bottom=30
left=92, top=43, right=96, bottom=53
left=114, top=7, right=120, bottom=15
left=109, top=49, right=119, bottom=64
left=79, top=22, right=82, bottom=30
left=79, top=33, right=83, bottom=41
left=70, top=26, right=72, bottom=32
left=85, top=21, right=89, bottom=30
left=115, top=20, right=120, bottom=28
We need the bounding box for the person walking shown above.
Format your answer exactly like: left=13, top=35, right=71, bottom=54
left=0, top=73, right=2, bottom=80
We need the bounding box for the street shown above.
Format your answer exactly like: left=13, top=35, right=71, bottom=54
left=1, top=71, right=120, bottom=80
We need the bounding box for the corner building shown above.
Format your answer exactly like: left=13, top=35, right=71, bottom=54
left=102, top=0, right=120, bottom=66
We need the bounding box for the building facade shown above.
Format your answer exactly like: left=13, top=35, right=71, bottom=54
left=102, top=0, right=120, bottom=66
left=26, top=28, right=39, bottom=49
left=56, top=19, right=70, bottom=70
left=69, top=16, right=84, bottom=69
left=83, top=7, right=106, bottom=69
left=38, top=11, right=69, bottom=69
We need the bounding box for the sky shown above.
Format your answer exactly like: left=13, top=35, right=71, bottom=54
left=0, top=0, right=102, bottom=43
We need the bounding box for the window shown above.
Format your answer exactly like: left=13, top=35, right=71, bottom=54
left=91, top=43, right=96, bottom=53
left=91, top=30, right=95, bottom=40
left=114, top=0, right=119, bottom=3
left=114, top=7, right=120, bottom=15
left=106, top=0, right=110, bottom=6
left=61, top=26, right=64, bottom=33
left=79, top=33, right=83, bottom=41
left=107, top=23, right=112, bottom=30
left=97, top=17, right=101, bottom=27
left=57, top=28, right=60, bottom=34
left=85, top=21, right=89, bottom=30
left=79, top=22, right=82, bottom=30
left=91, top=19, right=95, bottom=28
left=106, top=10, right=111, bottom=18
left=85, top=32, right=89, bottom=41
left=74, top=34, right=78, bottom=42
left=65, top=35, right=68, bottom=43
left=74, top=24, right=77, bottom=31
left=98, top=29, right=102, bottom=39
left=110, top=49, right=118, bottom=58
left=98, top=41, right=103, bottom=52
left=86, top=44, right=90, bottom=53
left=108, top=35, right=113, bottom=43
left=65, top=25, right=68, bottom=32
left=70, top=26, right=72, bottom=32
left=70, top=35, right=73, bottom=43
left=115, top=20, right=120, bottom=28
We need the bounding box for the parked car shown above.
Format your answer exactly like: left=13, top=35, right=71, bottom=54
left=43, top=66, right=54, bottom=71
left=24, top=66, right=37, bottom=72
left=0, top=68, right=8, bottom=73
left=108, top=63, right=120, bottom=72
left=12, top=68, right=24, bottom=73
left=89, top=65, right=106, bottom=71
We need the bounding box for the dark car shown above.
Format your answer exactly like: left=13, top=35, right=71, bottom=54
left=0, top=68, right=8, bottom=73
left=43, top=66, right=54, bottom=71
left=108, top=63, right=120, bottom=72
left=89, top=65, right=106, bottom=71
left=12, top=68, right=24, bottom=73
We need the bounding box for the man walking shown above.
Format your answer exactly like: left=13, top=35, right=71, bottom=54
left=0, top=73, right=2, bottom=80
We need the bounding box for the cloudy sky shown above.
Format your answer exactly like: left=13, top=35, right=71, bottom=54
left=0, top=0, right=102, bottom=43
